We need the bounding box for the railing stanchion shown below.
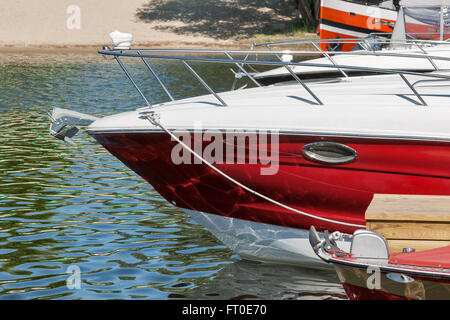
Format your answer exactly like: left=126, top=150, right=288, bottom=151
left=414, top=44, right=439, bottom=71
left=138, top=51, right=175, bottom=101
left=114, top=55, right=152, bottom=108
left=182, top=60, right=227, bottom=106
left=225, top=52, right=262, bottom=87
left=266, top=45, right=323, bottom=105
left=311, top=42, right=348, bottom=78
left=399, top=73, right=427, bottom=106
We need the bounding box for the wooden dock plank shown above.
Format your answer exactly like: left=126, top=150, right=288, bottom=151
left=365, top=194, right=450, bottom=252
left=366, top=194, right=450, bottom=222
left=366, top=221, right=450, bottom=240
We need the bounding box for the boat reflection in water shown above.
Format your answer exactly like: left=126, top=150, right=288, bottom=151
left=185, top=259, right=346, bottom=300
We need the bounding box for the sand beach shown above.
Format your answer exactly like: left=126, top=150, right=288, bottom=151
left=0, top=0, right=314, bottom=52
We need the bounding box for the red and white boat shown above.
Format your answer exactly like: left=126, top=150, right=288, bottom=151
left=254, top=1, right=450, bottom=85
left=399, top=0, right=450, bottom=41
left=320, top=0, right=450, bottom=52
left=309, top=226, right=450, bottom=299
left=319, top=0, right=450, bottom=51
left=49, top=43, right=450, bottom=268
left=319, top=0, right=398, bottom=51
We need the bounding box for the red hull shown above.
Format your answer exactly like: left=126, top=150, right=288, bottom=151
left=91, top=132, right=450, bottom=234
left=405, top=23, right=450, bottom=41
left=336, top=264, right=450, bottom=300
left=342, top=283, right=413, bottom=300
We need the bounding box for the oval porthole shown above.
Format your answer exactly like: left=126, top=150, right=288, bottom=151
left=302, top=142, right=357, bottom=165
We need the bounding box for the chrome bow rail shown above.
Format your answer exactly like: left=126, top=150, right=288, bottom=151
left=98, top=40, right=450, bottom=108
left=252, top=37, right=450, bottom=76
left=252, top=37, right=450, bottom=50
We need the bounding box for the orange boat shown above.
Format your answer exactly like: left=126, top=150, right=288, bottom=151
left=320, top=0, right=450, bottom=51
left=319, top=0, right=398, bottom=51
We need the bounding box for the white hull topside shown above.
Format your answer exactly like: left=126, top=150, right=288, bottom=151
left=322, top=0, right=397, bottom=14
left=254, top=45, right=450, bottom=80
left=88, top=72, right=450, bottom=141
left=183, top=209, right=350, bottom=269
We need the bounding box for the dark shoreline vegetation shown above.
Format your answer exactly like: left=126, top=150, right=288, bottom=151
left=136, top=0, right=318, bottom=40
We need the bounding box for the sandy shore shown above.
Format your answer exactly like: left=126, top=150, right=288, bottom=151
left=0, top=0, right=315, bottom=52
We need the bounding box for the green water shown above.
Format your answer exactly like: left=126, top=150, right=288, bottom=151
left=0, top=52, right=344, bottom=299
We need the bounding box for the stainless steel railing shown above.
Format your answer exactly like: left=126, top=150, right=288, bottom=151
left=98, top=43, right=450, bottom=108
left=253, top=36, right=450, bottom=71
left=252, top=37, right=450, bottom=49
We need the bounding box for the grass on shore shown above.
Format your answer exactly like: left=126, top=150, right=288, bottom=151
left=238, top=18, right=318, bottom=48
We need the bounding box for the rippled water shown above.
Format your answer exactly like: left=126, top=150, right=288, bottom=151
left=0, top=52, right=345, bottom=300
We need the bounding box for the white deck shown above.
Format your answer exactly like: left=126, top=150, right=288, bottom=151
left=88, top=72, right=450, bottom=142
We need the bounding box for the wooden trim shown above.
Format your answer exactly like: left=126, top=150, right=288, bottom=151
left=367, top=221, right=450, bottom=241
left=366, top=194, right=450, bottom=222
left=366, top=194, right=450, bottom=252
